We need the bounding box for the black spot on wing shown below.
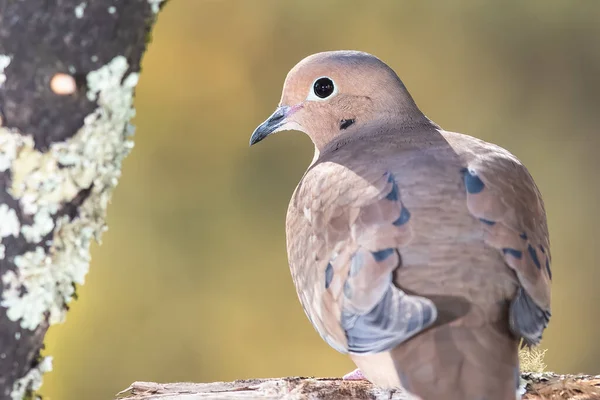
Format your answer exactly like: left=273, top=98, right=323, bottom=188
left=520, top=232, right=528, bottom=240
left=385, top=173, right=399, bottom=201
left=546, top=259, right=552, bottom=280
left=384, top=173, right=410, bottom=226
left=479, top=218, right=495, bottom=225
left=392, top=206, right=411, bottom=226
left=372, top=248, right=395, bottom=262
left=339, top=119, right=355, bottom=130
left=527, top=244, right=541, bottom=269
left=503, top=248, right=523, bottom=259
left=462, top=168, right=484, bottom=194
left=344, top=281, right=353, bottom=299
left=325, top=262, right=333, bottom=289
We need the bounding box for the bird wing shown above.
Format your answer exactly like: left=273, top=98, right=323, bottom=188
left=286, top=160, right=437, bottom=355
left=445, top=131, right=552, bottom=345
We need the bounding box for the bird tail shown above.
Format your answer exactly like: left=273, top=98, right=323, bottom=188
left=390, top=318, right=520, bottom=400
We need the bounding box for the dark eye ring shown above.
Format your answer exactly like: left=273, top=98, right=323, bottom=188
left=313, top=77, right=335, bottom=99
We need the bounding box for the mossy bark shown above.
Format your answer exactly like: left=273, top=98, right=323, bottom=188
left=117, top=374, right=600, bottom=400
left=0, top=1, right=164, bottom=399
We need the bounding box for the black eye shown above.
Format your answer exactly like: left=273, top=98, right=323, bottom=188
left=313, top=77, right=335, bottom=98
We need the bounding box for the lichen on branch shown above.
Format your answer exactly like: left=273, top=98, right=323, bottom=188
left=0, top=56, right=138, bottom=332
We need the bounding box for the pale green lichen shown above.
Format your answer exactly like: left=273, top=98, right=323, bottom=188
left=0, top=129, right=23, bottom=172
left=21, top=209, right=54, bottom=243
left=148, top=0, right=164, bottom=13
left=10, top=356, right=52, bottom=400
left=519, top=347, right=548, bottom=373
left=1, top=55, right=139, bottom=331
left=74, top=2, right=86, bottom=18
left=0, top=54, right=11, bottom=88
left=0, top=204, right=20, bottom=244
left=2, top=248, right=53, bottom=329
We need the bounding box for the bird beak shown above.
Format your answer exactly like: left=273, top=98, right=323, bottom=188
left=249, top=106, right=291, bottom=146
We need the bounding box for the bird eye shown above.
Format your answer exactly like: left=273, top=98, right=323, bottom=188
left=313, top=77, right=335, bottom=98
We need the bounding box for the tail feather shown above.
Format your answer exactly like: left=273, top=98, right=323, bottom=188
left=390, top=320, right=519, bottom=400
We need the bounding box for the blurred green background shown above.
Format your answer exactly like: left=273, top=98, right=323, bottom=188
left=40, top=1, right=600, bottom=399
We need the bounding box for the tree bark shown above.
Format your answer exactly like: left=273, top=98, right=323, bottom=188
left=116, top=374, right=600, bottom=400
left=0, top=1, right=165, bottom=399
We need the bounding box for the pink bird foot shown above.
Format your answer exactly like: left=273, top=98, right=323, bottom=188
left=342, top=368, right=367, bottom=381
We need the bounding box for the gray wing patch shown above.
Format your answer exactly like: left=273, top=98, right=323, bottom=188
left=341, top=286, right=437, bottom=354
left=509, top=287, right=551, bottom=346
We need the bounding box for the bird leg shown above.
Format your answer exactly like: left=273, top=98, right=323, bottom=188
left=342, top=368, right=367, bottom=381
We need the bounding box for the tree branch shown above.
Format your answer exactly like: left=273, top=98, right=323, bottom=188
left=116, top=374, right=600, bottom=400
left=0, top=1, right=165, bottom=399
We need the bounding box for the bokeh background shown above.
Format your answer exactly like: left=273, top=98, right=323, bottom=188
left=40, top=1, right=600, bottom=399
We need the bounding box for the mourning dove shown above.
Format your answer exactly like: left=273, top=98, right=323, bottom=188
left=249, top=51, right=551, bottom=400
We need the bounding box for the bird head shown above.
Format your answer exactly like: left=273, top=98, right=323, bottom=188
left=249, top=50, right=426, bottom=151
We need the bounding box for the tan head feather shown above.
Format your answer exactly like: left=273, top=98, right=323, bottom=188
left=250, top=50, right=429, bottom=150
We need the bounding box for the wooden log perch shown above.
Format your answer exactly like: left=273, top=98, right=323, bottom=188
left=0, top=1, right=165, bottom=399
left=116, top=374, right=600, bottom=400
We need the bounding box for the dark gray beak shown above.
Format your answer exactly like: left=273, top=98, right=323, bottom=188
left=249, top=106, right=290, bottom=146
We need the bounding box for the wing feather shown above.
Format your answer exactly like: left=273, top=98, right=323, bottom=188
left=450, top=133, right=552, bottom=345
left=288, top=165, right=437, bottom=354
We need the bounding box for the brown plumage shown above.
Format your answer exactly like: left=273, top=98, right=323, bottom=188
left=249, top=51, right=551, bottom=400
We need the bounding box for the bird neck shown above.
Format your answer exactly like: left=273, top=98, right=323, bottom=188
left=309, top=110, right=436, bottom=154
